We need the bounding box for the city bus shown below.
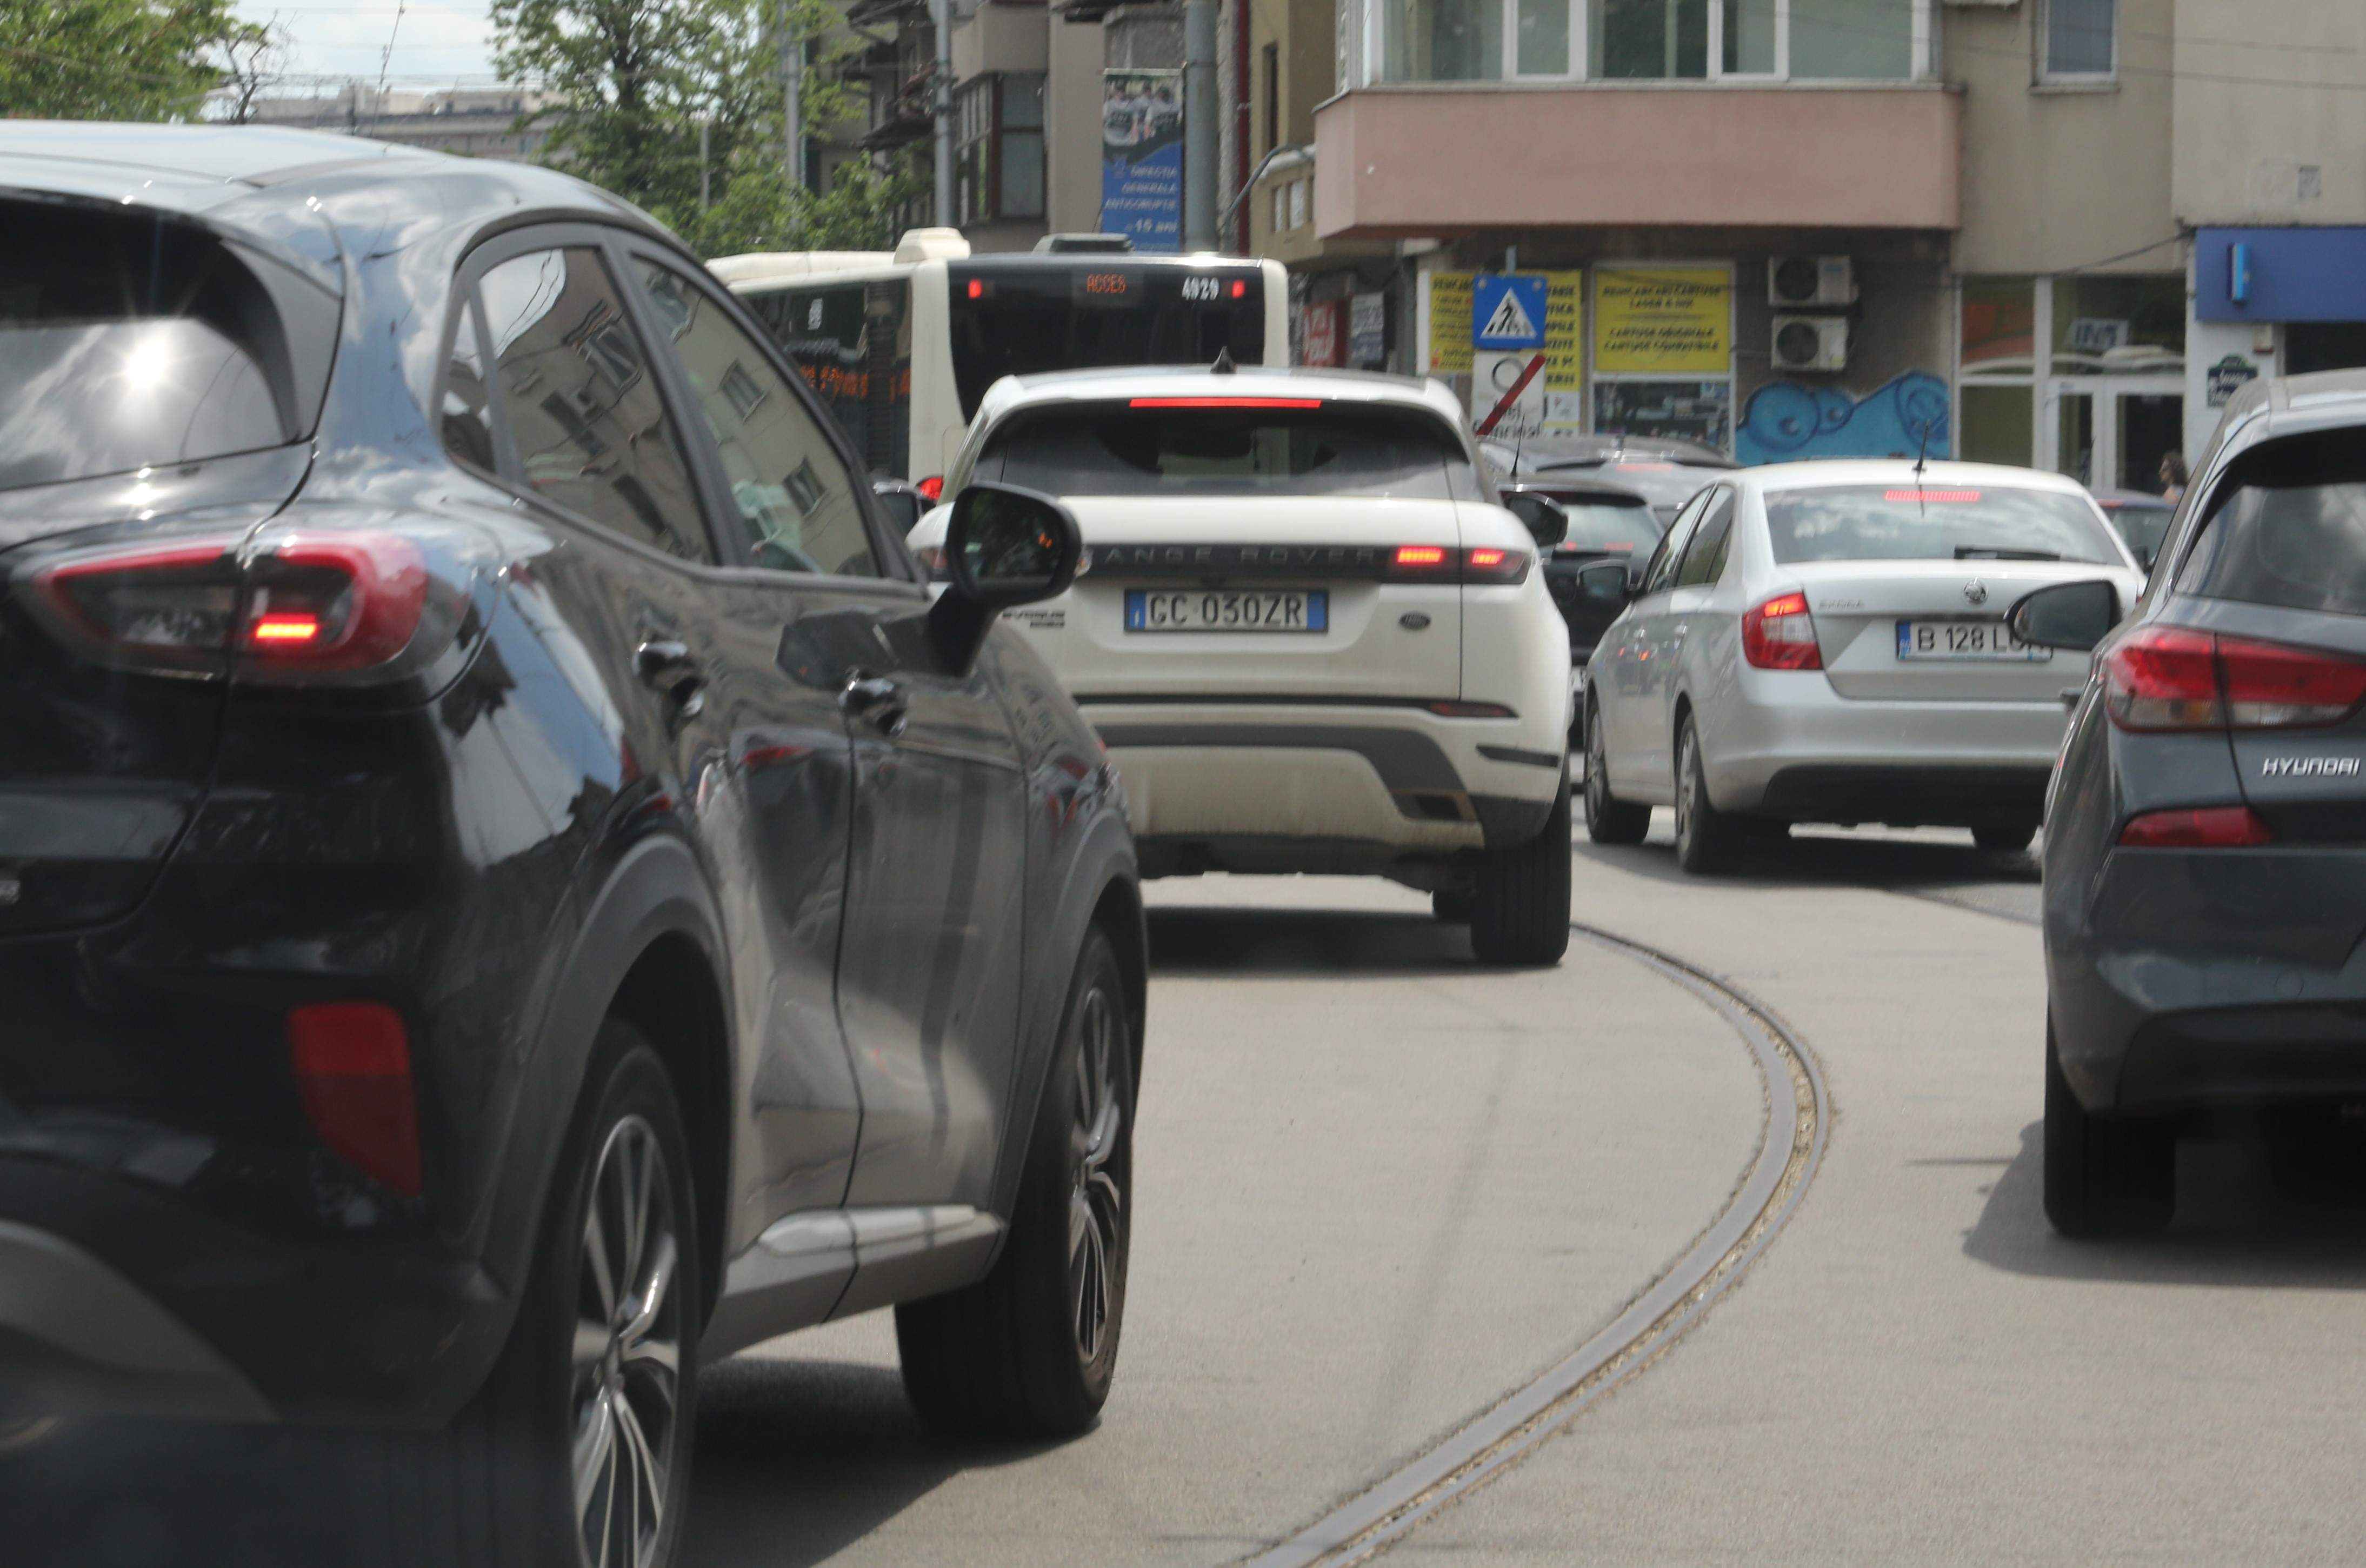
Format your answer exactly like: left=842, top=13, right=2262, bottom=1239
left=711, top=229, right=1289, bottom=498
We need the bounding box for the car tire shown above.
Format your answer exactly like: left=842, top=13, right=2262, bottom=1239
left=1469, top=774, right=1573, bottom=967
left=1432, top=890, right=1473, bottom=925
left=1582, top=704, right=1650, bottom=847
left=1974, top=823, right=2038, bottom=853
left=362, top=1020, right=702, bottom=1568
left=1672, top=717, right=1742, bottom=876
left=897, top=929, right=1136, bottom=1439
left=2043, top=1018, right=2174, bottom=1239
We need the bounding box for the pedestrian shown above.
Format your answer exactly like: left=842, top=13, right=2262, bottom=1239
left=2159, top=450, right=2188, bottom=503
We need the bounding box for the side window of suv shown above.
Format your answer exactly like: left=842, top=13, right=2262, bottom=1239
left=1642, top=492, right=1709, bottom=594
left=1675, top=488, right=1736, bottom=588
left=479, top=246, right=715, bottom=564
left=634, top=261, right=882, bottom=579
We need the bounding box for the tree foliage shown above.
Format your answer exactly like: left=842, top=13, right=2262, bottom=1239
left=494, top=0, right=907, bottom=257
left=0, top=0, right=263, bottom=121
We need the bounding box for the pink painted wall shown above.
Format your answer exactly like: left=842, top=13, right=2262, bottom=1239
left=1313, top=86, right=1962, bottom=238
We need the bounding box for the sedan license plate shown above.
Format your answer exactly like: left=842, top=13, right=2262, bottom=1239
left=1896, top=620, right=2050, bottom=661
left=1125, top=589, right=1328, bottom=633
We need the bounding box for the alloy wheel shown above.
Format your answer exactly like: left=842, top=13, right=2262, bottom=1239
left=1586, top=711, right=1610, bottom=820
left=1069, top=985, right=1125, bottom=1365
left=571, top=1115, right=682, bottom=1568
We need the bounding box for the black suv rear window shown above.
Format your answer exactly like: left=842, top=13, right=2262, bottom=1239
left=0, top=201, right=336, bottom=490
left=2177, top=430, right=2366, bottom=616
left=985, top=403, right=1476, bottom=499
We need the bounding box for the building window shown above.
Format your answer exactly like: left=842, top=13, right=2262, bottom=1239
left=955, top=72, right=1045, bottom=224
left=1289, top=179, right=1310, bottom=230
left=2051, top=274, right=2182, bottom=375
left=1375, top=0, right=1927, bottom=83
left=2043, top=0, right=2114, bottom=79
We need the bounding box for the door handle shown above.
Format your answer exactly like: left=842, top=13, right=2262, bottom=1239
left=635, top=638, right=707, bottom=720
left=840, top=673, right=910, bottom=738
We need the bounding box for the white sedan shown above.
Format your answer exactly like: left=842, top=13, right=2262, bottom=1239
left=1578, top=459, right=2147, bottom=873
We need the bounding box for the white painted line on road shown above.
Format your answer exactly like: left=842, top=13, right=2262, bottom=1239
left=1237, top=924, right=1832, bottom=1568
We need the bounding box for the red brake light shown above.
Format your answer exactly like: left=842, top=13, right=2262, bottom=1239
left=242, top=533, right=427, bottom=671
left=2118, top=806, right=2273, bottom=849
left=1884, top=489, right=1982, bottom=503
left=916, top=475, right=944, bottom=502
left=966, top=279, right=985, bottom=299
left=1127, top=397, right=1325, bottom=409
left=1742, top=591, right=1821, bottom=670
left=249, top=612, right=323, bottom=644
left=1230, top=279, right=1248, bottom=298
left=1395, top=545, right=1449, bottom=568
left=1461, top=545, right=1531, bottom=584
left=2102, top=628, right=2366, bottom=731
left=288, top=1003, right=421, bottom=1197
left=28, top=536, right=243, bottom=673
left=1468, top=548, right=1506, bottom=568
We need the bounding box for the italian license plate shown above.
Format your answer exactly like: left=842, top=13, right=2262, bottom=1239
left=1124, top=589, right=1328, bottom=633
left=1896, top=620, right=2050, bottom=661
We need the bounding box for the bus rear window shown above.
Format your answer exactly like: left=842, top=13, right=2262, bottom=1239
left=949, top=266, right=1264, bottom=418
left=985, top=404, right=1471, bottom=499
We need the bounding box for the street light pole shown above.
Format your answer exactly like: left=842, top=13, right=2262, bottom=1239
left=931, top=0, right=955, bottom=228
left=1182, top=0, right=1217, bottom=251
left=781, top=0, right=803, bottom=191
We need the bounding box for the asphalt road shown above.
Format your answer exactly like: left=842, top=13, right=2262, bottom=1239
left=24, top=818, right=2366, bottom=1566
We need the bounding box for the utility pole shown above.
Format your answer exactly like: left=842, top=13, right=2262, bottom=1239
left=1182, top=0, right=1217, bottom=252
left=781, top=0, right=803, bottom=191
left=931, top=0, right=956, bottom=227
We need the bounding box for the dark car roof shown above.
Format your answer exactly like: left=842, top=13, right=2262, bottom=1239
left=0, top=121, right=649, bottom=236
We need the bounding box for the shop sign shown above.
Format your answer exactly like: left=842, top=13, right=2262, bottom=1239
left=2066, top=317, right=2130, bottom=355
left=2207, top=353, right=2260, bottom=407
left=1541, top=271, right=1583, bottom=430
left=1425, top=271, right=1472, bottom=374
left=1349, top=292, right=1387, bottom=368
left=1303, top=300, right=1345, bottom=367
left=1594, top=268, right=1731, bottom=375
left=1099, top=70, right=1183, bottom=253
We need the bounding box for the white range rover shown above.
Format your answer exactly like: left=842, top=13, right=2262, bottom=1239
left=909, top=366, right=1578, bottom=965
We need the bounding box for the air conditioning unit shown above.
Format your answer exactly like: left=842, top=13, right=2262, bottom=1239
left=1768, top=255, right=1855, bottom=308
left=1771, top=316, right=1849, bottom=372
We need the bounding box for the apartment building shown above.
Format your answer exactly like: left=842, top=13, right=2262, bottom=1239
left=1278, top=0, right=2363, bottom=481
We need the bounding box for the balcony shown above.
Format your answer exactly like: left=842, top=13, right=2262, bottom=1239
left=1311, top=82, right=1961, bottom=239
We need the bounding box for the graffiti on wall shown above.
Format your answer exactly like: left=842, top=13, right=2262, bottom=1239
left=1736, top=372, right=1951, bottom=466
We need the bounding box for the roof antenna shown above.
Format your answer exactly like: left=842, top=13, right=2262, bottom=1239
left=1912, top=418, right=1933, bottom=518
left=1211, top=347, right=1236, bottom=376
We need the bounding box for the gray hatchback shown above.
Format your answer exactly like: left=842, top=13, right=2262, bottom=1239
left=2015, top=370, right=2366, bottom=1237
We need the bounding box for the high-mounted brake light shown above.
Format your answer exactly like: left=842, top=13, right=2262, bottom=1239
left=288, top=1002, right=422, bottom=1197
left=1742, top=591, right=1822, bottom=670
left=2103, top=626, right=2366, bottom=731
left=1128, top=397, right=1326, bottom=409
left=2118, top=806, right=2273, bottom=849
left=1884, top=489, right=1982, bottom=503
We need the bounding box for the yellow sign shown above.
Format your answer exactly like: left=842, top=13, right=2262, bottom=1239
left=1542, top=271, right=1582, bottom=391
left=1593, top=267, right=1731, bottom=376
left=1427, top=271, right=1472, bottom=374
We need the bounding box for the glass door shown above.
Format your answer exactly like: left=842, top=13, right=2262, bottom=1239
left=2115, top=392, right=2183, bottom=494
left=2053, top=389, right=2095, bottom=488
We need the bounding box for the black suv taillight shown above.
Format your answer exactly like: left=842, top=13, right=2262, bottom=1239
left=18, top=521, right=492, bottom=693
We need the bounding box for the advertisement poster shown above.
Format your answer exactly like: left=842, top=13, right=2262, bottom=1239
left=1303, top=299, right=1345, bottom=367
left=1541, top=270, right=1583, bottom=429
left=1349, top=292, right=1387, bottom=368
left=1425, top=271, right=1472, bottom=375
left=1100, top=70, right=1183, bottom=253
left=1593, top=266, right=1732, bottom=375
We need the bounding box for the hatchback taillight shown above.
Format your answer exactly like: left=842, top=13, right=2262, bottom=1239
left=2118, top=806, right=2274, bottom=849
left=33, top=538, right=244, bottom=676
left=1742, top=591, right=1821, bottom=670
left=2102, top=626, right=2366, bottom=731
left=1384, top=545, right=1531, bottom=585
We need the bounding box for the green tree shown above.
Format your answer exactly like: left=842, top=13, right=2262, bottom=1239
left=670, top=148, right=926, bottom=259
left=0, top=0, right=263, bottom=121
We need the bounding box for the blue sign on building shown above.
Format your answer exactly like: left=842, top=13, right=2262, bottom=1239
left=2195, top=228, right=2366, bottom=323
left=1472, top=275, right=1549, bottom=349
left=1101, top=70, right=1183, bottom=253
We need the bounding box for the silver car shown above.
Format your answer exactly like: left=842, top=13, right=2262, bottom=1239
left=1578, top=461, right=2147, bottom=873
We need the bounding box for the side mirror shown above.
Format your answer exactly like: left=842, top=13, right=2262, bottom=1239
left=871, top=478, right=925, bottom=535
left=1499, top=489, right=1570, bottom=549
left=2007, top=579, right=2121, bottom=653
left=1575, top=559, right=1633, bottom=605
left=927, top=481, right=1082, bottom=671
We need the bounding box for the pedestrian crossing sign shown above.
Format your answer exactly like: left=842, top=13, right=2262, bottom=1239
left=1472, top=274, right=1548, bottom=349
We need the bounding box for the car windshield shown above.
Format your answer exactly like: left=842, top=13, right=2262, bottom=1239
left=985, top=402, right=1473, bottom=499
left=2177, top=429, right=2366, bottom=615
left=1555, top=500, right=1662, bottom=555
left=2104, top=502, right=2175, bottom=568
left=1763, top=483, right=2124, bottom=566
left=0, top=200, right=336, bottom=490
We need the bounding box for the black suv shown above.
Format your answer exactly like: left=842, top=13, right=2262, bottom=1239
left=0, top=125, right=1145, bottom=1566
left=2014, top=370, right=2366, bottom=1237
